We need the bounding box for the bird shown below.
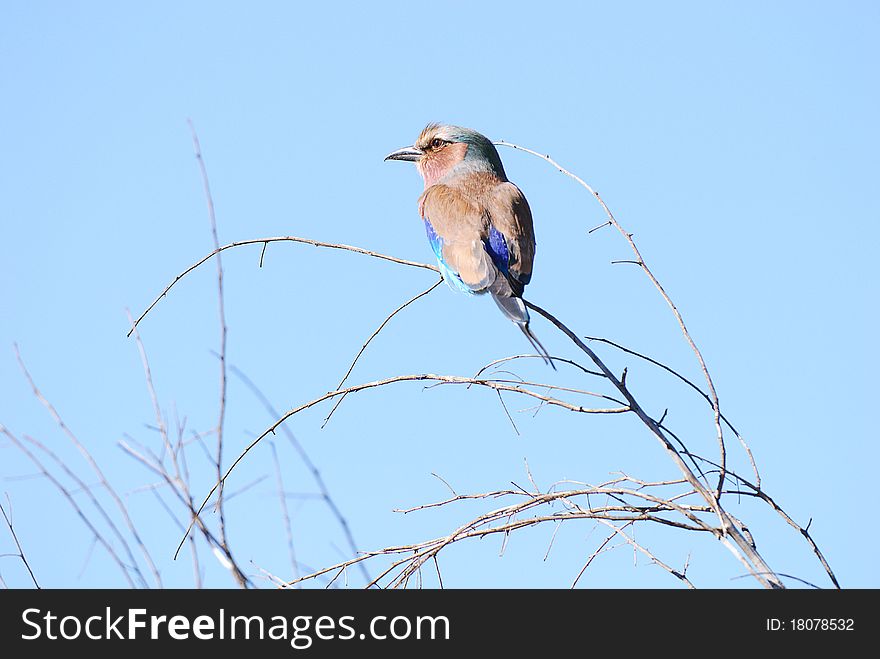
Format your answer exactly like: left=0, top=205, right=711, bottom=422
left=385, top=123, right=554, bottom=367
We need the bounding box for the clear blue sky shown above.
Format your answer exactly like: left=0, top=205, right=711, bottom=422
left=1, top=1, right=877, bottom=588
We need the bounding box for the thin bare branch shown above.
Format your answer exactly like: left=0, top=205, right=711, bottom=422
left=587, top=335, right=759, bottom=486
left=187, top=120, right=237, bottom=583
left=228, top=364, right=371, bottom=586
left=119, top=440, right=253, bottom=588
left=2, top=425, right=137, bottom=587
left=323, top=277, right=443, bottom=426
left=0, top=495, right=39, bottom=588
left=269, top=440, right=298, bottom=582
left=572, top=525, right=623, bottom=588
left=150, top=489, right=202, bottom=588
left=494, top=389, right=520, bottom=436
left=658, top=440, right=838, bottom=590
left=15, top=345, right=162, bottom=587
left=723, top=487, right=839, bottom=589
left=473, top=354, right=604, bottom=380
left=594, top=519, right=695, bottom=588
left=128, top=237, right=438, bottom=336
left=20, top=433, right=150, bottom=587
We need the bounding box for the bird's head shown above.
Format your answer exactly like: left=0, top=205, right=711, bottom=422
left=385, top=123, right=507, bottom=188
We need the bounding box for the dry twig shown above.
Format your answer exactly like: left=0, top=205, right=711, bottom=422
left=186, top=120, right=245, bottom=587
left=0, top=495, right=40, bottom=588
left=229, top=365, right=372, bottom=586
left=127, top=237, right=438, bottom=336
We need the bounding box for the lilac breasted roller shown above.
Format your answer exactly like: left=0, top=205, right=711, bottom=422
left=385, top=123, right=553, bottom=367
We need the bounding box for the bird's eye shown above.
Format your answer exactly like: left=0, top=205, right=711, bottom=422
left=430, top=138, right=445, bottom=149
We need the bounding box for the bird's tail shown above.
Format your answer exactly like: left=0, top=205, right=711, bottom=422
left=491, top=293, right=556, bottom=370
left=519, top=322, right=556, bottom=370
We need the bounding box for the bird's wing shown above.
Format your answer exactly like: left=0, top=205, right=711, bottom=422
left=419, top=184, right=497, bottom=292
left=485, top=182, right=536, bottom=294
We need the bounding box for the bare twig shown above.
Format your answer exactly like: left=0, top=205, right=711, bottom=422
left=14, top=345, right=160, bottom=587
left=494, top=389, right=520, bottom=435
left=0, top=495, right=40, bottom=588
left=119, top=440, right=253, bottom=588
left=150, top=489, right=202, bottom=588
left=128, top=237, right=438, bottom=336
left=731, top=571, right=822, bottom=589
left=723, top=485, right=839, bottom=589
left=473, top=354, right=604, bottom=380
left=228, top=364, right=372, bottom=585
left=432, top=555, right=443, bottom=588
left=586, top=335, right=759, bottom=486
left=187, top=120, right=237, bottom=583
left=323, top=277, right=443, bottom=426
left=572, top=525, right=622, bottom=588
left=1, top=425, right=137, bottom=587
left=21, top=433, right=149, bottom=586
left=269, top=439, right=298, bottom=583
left=594, top=518, right=695, bottom=588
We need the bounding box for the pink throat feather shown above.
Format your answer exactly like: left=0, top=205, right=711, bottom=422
left=417, top=142, right=468, bottom=189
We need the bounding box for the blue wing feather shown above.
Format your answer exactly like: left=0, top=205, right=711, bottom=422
left=424, top=218, right=476, bottom=295
left=485, top=225, right=531, bottom=286
left=485, top=226, right=510, bottom=275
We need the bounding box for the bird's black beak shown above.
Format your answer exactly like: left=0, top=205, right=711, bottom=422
left=384, top=146, right=423, bottom=162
